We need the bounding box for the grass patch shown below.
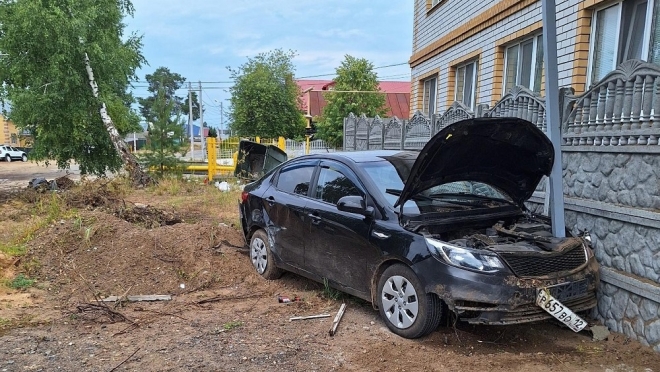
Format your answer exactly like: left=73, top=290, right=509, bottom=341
left=223, top=321, right=243, bottom=331
left=9, top=274, right=36, bottom=290
left=322, top=278, right=345, bottom=301
left=0, top=243, right=27, bottom=257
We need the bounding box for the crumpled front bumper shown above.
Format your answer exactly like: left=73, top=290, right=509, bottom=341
left=414, top=256, right=600, bottom=325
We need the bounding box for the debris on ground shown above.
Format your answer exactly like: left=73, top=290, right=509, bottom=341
left=100, top=295, right=172, bottom=302
left=290, top=314, right=331, bottom=321
left=591, top=325, right=611, bottom=341
left=28, top=175, right=75, bottom=191
left=329, top=303, right=347, bottom=336
left=278, top=295, right=302, bottom=303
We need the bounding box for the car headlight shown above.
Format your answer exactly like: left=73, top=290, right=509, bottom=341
left=425, top=238, right=506, bottom=273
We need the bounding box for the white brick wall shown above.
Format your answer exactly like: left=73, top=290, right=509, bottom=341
left=411, top=0, right=582, bottom=115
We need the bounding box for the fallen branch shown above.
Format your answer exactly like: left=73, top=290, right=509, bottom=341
left=76, top=303, right=132, bottom=324
left=289, top=314, right=331, bottom=321
left=108, top=347, right=140, bottom=372
left=329, top=303, right=347, bottom=336
left=194, top=293, right=262, bottom=305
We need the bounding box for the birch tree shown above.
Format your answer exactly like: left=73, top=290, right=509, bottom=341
left=0, top=0, right=152, bottom=184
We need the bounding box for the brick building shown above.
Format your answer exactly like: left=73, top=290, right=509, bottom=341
left=410, top=0, right=660, bottom=116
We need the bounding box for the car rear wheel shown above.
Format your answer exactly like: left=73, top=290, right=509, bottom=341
left=377, top=264, right=442, bottom=339
left=5, top=154, right=10, bottom=162
left=21, top=154, right=27, bottom=162
left=249, top=229, right=283, bottom=280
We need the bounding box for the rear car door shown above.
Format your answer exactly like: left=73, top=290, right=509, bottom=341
left=303, top=160, right=376, bottom=293
left=261, top=159, right=318, bottom=267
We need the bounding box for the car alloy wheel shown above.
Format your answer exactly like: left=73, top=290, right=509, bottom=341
left=377, top=264, right=442, bottom=338
left=21, top=154, right=27, bottom=162
left=249, top=230, right=283, bottom=280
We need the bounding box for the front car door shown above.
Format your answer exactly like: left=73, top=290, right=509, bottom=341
left=303, top=160, right=377, bottom=295
left=261, top=159, right=317, bottom=268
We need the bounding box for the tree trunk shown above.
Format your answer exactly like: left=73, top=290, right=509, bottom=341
left=84, top=53, right=154, bottom=187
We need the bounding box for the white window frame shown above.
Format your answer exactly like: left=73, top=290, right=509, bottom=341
left=422, top=77, right=437, bottom=117
left=455, top=60, right=478, bottom=109
left=503, top=34, right=544, bottom=93
left=587, top=0, right=655, bottom=86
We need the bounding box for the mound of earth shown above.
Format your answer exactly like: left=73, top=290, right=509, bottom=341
left=27, top=209, right=249, bottom=304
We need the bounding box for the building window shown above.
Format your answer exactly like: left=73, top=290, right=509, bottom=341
left=455, top=60, right=478, bottom=109
left=589, top=0, right=655, bottom=84
left=422, top=77, right=437, bottom=116
left=504, top=34, right=544, bottom=93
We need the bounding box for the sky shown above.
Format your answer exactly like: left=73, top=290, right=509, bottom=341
left=124, top=0, right=414, bottom=132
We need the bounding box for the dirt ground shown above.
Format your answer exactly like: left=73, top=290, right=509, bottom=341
left=0, top=173, right=659, bottom=371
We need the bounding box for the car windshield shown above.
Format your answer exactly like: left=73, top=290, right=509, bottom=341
left=359, top=159, right=513, bottom=214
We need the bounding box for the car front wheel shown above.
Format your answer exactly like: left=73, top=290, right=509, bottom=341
left=249, top=229, right=283, bottom=280
left=21, top=154, right=27, bottom=162
left=377, top=264, right=442, bottom=339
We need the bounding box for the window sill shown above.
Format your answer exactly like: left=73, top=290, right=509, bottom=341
left=426, top=0, right=447, bottom=15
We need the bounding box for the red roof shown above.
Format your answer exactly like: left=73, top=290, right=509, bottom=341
left=297, top=79, right=411, bottom=119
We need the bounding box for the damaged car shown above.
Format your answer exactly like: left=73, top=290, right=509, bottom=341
left=238, top=117, right=599, bottom=339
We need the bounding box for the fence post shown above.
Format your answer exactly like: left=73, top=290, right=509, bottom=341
left=400, top=119, right=407, bottom=150
left=366, top=118, right=371, bottom=150
left=207, top=137, right=217, bottom=181
left=343, top=117, right=346, bottom=151
left=255, top=136, right=261, bottom=144
left=278, top=137, right=286, bottom=151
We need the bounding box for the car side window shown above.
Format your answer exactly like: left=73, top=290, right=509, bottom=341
left=275, top=163, right=315, bottom=196
left=315, top=166, right=361, bottom=205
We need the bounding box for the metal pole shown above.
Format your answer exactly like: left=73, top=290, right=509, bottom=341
left=199, top=81, right=205, bottom=160
left=220, top=102, right=224, bottom=140
left=188, top=82, right=194, bottom=160
left=133, top=132, right=137, bottom=152
left=541, top=0, right=565, bottom=238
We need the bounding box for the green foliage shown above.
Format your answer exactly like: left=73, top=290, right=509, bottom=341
left=207, top=127, right=218, bottom=138
left=9, top=274, right=35, bottom=290
left=0, top=0, right=145, bottom=176
left=228, top=49, right=305, bottom=138
left=138, top=67, right=200, bottom=124
left=140, top=85, right=185, bottom=177
left=317, top=56, right=387, bottom=148
left=0, top=243, right=27, bottom=257
left=222, top=321, right=243, bottom=331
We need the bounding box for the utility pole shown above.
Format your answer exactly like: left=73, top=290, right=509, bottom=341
left=188, top=82, right=194, bottom=160
left=541, top=0, right=565, bottom=237
left=220, top=101, right=224, bottom=140
left=199, top=81, right=205, bottom=160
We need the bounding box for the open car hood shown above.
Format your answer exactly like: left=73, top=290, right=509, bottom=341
left=394, top=117, right=554, bottom=209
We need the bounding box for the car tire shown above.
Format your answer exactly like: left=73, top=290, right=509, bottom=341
left=249, top=229, right=283, bottom=280
left=377, top=264, right=442, bottom=339
left=21, top=154, right=27, bottom=162
left=5, top=154, right=10, bottom=162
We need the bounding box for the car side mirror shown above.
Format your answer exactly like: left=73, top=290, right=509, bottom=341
left=337, top=195, right=374, bottom=217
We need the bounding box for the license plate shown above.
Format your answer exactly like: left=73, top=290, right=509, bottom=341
left=536, top=288, right=588, bottom=333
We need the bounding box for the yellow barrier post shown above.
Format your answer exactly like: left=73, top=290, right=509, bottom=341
left=207, top=137, right=217, bottom=181
left=278, top=137, right=286, bottom=151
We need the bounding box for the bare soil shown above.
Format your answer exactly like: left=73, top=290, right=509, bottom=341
left=0, top=178, right=659, bottom=371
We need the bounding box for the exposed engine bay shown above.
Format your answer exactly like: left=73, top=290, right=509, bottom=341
left=422, top=215, right=582, bottom=253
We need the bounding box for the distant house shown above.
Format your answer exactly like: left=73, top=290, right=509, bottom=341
left=0, top=114, right=31, bottom=147
left=297, top=80, right=411, bottom=119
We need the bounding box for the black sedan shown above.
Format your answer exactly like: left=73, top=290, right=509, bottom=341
left=239, top=117, right=599, bottom=339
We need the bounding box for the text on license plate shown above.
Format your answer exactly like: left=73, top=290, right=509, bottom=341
left=536, top=288, right=588, bottom=333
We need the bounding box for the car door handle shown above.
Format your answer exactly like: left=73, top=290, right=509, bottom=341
left=307, top=213, right=322, bottom=225
left=266, top=196, right=275, bottom=206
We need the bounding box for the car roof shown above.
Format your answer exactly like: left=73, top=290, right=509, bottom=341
left=304, top=150, right=420, bottom=163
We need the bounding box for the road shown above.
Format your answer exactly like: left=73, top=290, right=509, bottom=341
left=0, top=160, right=82, bottom=191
